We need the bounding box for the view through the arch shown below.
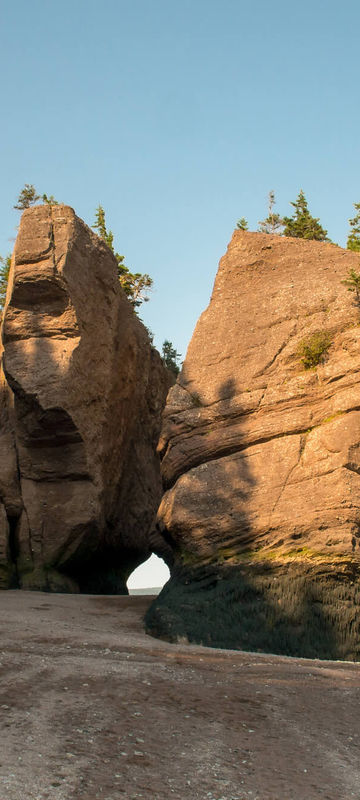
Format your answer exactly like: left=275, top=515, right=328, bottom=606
left=127, top=554, right=170, bottom=595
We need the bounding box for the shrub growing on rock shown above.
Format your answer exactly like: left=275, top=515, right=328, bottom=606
left=297, top=330, right=332, bottom=369
left=341, top=268, right=360, bottom=304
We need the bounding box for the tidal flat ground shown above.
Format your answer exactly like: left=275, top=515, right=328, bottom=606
left=0, top=592, right=359, bottom=800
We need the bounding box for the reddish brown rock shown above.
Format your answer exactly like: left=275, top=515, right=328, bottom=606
left=147, top=232, right=360, bottom=660
left=0, top=205, right=169, bottom=592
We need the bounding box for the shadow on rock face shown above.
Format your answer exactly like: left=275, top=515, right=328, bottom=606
left=146, top=232, right=360, bottom=661
left=146, top=372, right=360, bottom=660
left=146, top=561, right=360, bottom=661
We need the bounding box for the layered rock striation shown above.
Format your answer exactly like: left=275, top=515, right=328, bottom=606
left=0, top=205, right=169, bottom=592
left=147, top=231, right=360, bottom=660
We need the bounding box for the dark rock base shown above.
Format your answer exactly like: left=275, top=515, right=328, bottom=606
left=145, top=561, right=360, bottom=661
left=17, top=566, right=129, bottom=595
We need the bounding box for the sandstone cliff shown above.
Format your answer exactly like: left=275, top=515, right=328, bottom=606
left=147, top=231, right=360, bottom=660
left=0, top=205, right=169, bottom=592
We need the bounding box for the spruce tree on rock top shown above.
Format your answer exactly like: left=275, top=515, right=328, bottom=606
left=93, top=205, right=114, bottom=250
left=347, top=202, right=360, bottom=252
left=258, top=191, right=283, bottom=234
left=92, top=205, right=153, bottom=310
left=14, top=184, right=40, bottom=210
left=14, top=185, right=59, bottom=210
left=282, top=190, right=329, bottom=241
left=42, top=194, right=59, bottom=206
left=236, top=217, right=248, bottom=231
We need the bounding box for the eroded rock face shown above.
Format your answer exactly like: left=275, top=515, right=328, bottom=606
left=147, top=231, right=360, bottom=660
left=0, top=205, right=169, bottom=592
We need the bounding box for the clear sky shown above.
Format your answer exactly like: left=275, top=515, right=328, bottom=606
left=1, top=0, right=359, bottom=586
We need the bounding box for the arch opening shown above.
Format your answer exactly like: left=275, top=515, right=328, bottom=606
left=127, top=554, right=170, bottom=595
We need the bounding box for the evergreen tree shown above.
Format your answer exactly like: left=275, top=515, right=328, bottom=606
left=161, top=340, right=181, bottom=376
left=92, top=205, right=153, bottom=309
left=93, top=205, right=114, bottom=250
left=0, top=254, right=11, bottom=316
left=282, top=190, right=329, bottom=241
left=117, top=267, right=153, bottom=309
left=42, top=193, right=59, bottom=205
left=341, top=268, right=360, bottom=304
left=14, top=185, right=59, bottom=210
left=258, top=191, right=283, bottom=234
left=236, top=217, right=248, bottom=231
left=347, top=202, right=360, bottom=252
left=14, top=184, right=40, bottom=210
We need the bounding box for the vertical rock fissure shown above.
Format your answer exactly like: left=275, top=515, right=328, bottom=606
left=49, top=205, right=57, bottom=276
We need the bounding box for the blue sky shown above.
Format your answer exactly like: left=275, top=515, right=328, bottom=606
left=1, top=0, right=359, bottom=360
left=1, top=0, right=359, bottom=584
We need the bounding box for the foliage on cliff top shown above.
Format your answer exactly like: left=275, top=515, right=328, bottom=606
left=92, top=204, right=152, bottom=310
left=236, top=217, right=248, bottom=231
left=282, top=190, right=329, bottom=241
left=14, top=184, right=58, bottom=209
left=258, top=191, right=283, bottom=234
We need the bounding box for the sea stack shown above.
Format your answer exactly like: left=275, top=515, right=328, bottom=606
left=0, top=204, right=169, bottom=592
left=147, top=230, right=360, bottom=660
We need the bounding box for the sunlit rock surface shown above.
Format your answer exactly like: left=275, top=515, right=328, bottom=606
left=147, top=231, right=360, bottom=660
left=0, top=205, right=169, bottom=592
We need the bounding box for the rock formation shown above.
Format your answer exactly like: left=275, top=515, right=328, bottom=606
left=146, top=231, right=360, bottom=660
left=0, top=205, right=169, bottom=592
